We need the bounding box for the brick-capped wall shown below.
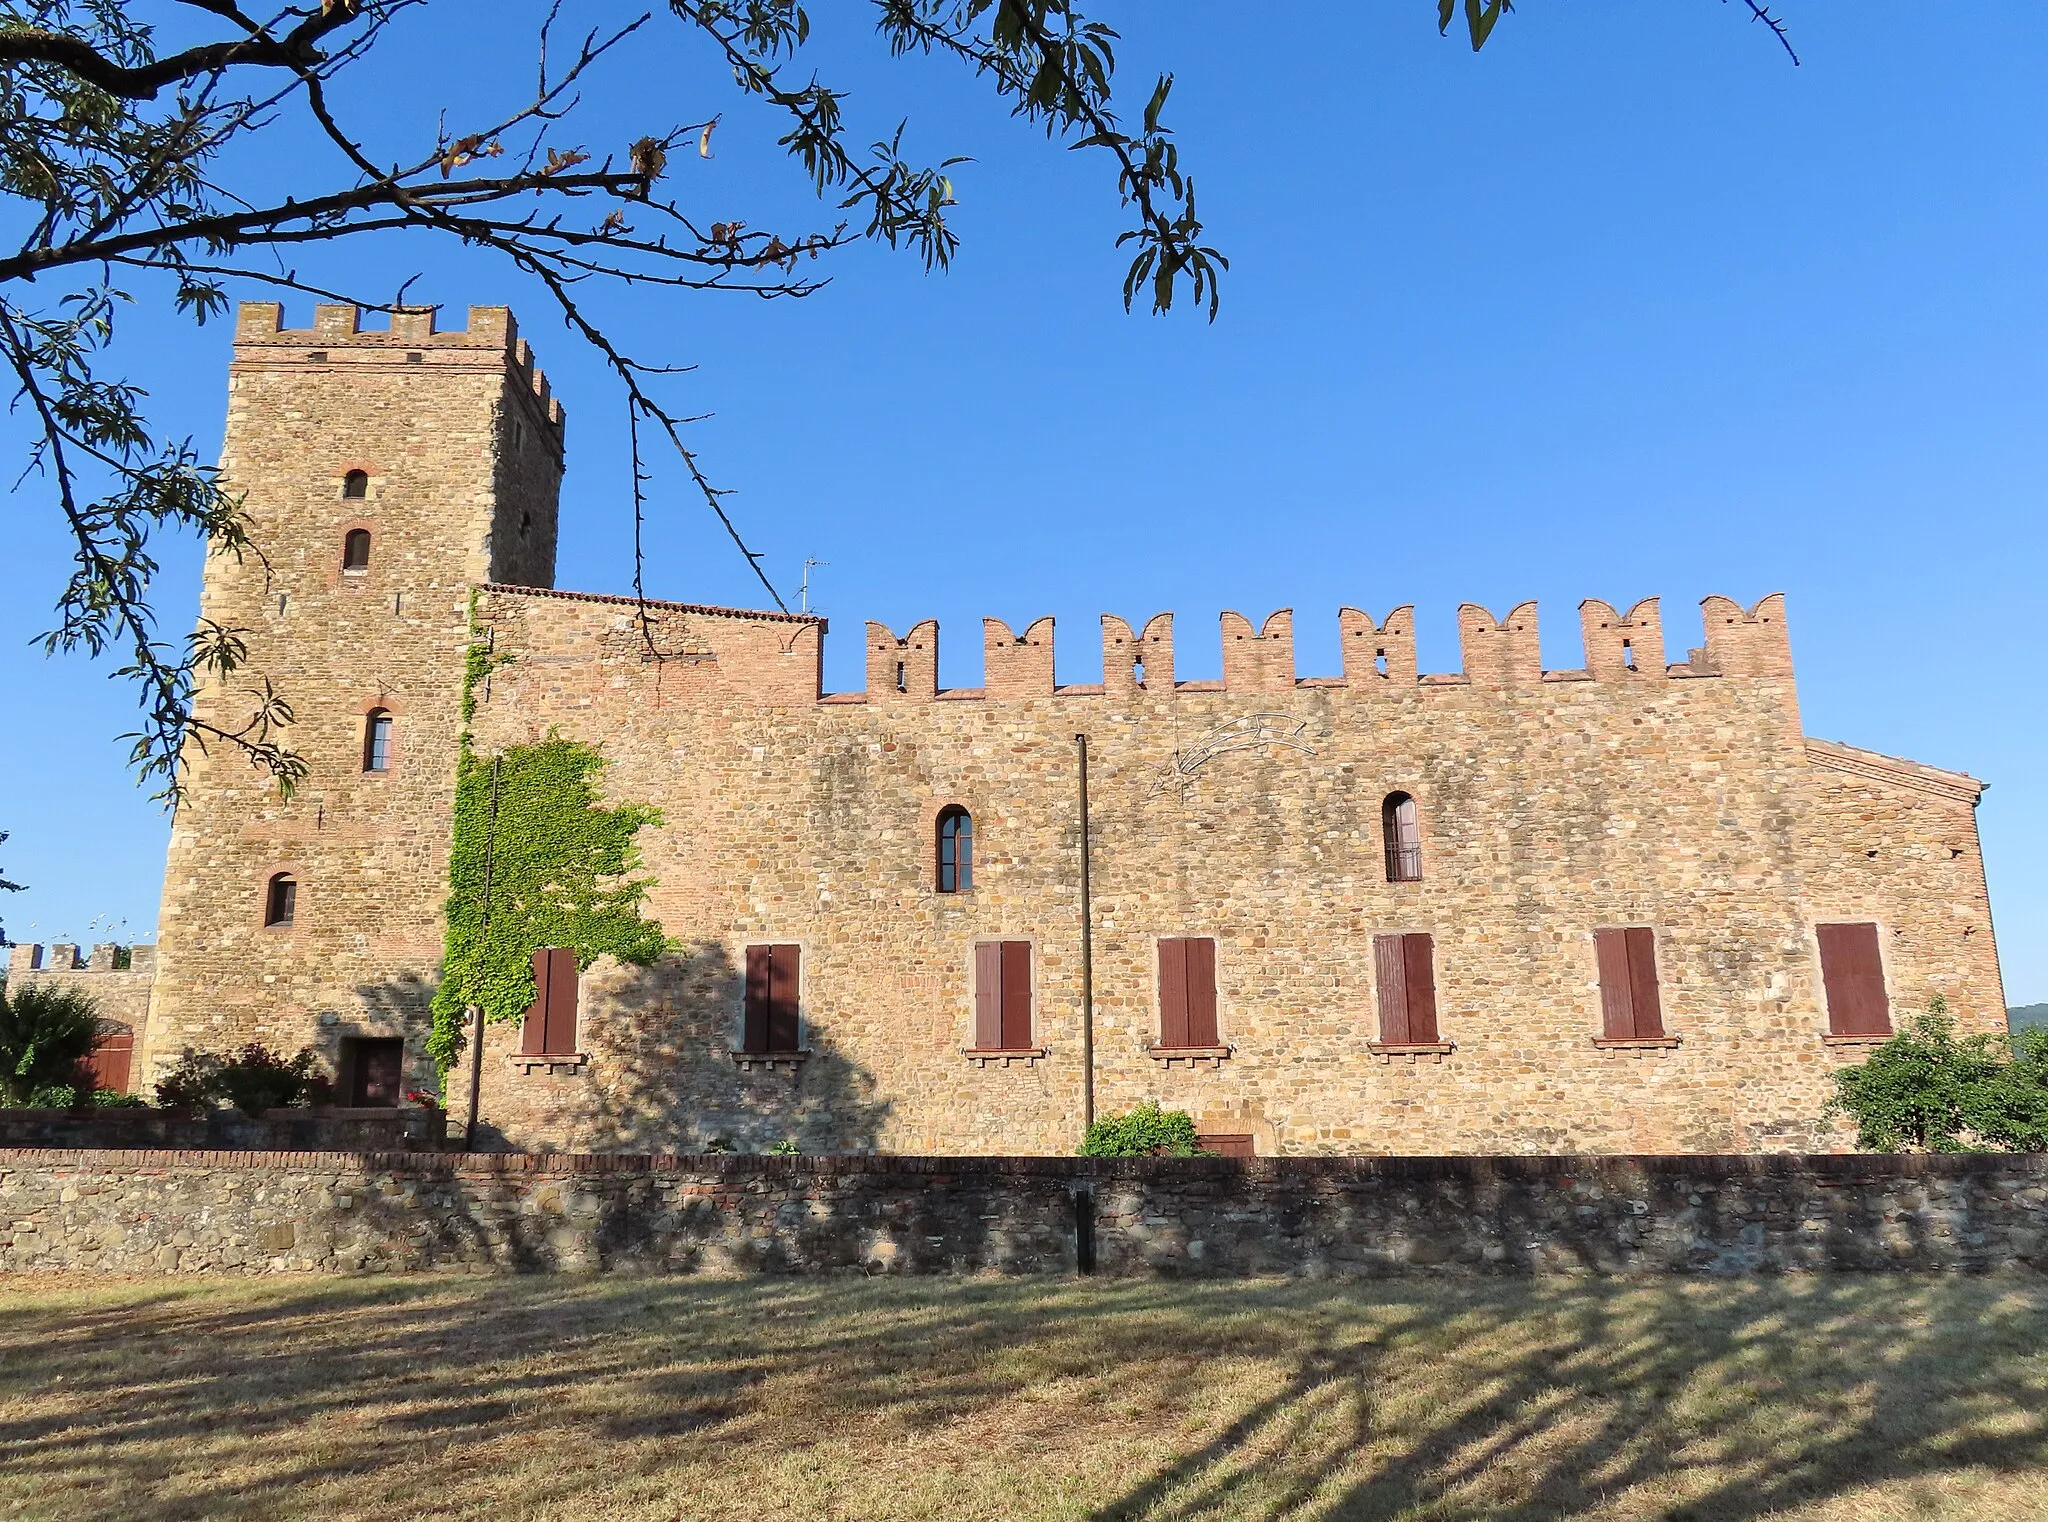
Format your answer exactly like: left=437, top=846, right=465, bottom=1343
left=2, top=1150, right=2041, bottom=1278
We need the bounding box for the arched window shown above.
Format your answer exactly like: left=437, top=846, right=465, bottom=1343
left=342, top=469, right=369, bottom=499
left=937, top=806, right=974, bottom=893
left=264, top=872, right=298, bottom=927
left=1382, top=792, right=1422, bottom=883
left=363, top=709, right=393, bottom=772
left=342, top=528, right=371, bottom=571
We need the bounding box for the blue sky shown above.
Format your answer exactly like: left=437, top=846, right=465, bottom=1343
left=1, top=3, right=2042, bottom=1001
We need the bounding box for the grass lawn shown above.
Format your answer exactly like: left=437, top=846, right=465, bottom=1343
left=1, top=1272, right=2044, bottom=1521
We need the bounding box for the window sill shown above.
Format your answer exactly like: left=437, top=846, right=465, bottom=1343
left=1591, top=1036, right=1681, bottom=1052
left=1146, top=1045, right=1232, bottom=1069
left=1367, top=1041, right=1455, bottom=1065
left=731, top=1050, right=809, bottom=1073
left=1821, top=1032, right=1893, bottom=1047
left=506, top=1052, right=587, bottom=1075
left=962, top=1047, right=1048, bottom=1068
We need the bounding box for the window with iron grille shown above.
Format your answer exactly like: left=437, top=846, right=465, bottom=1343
left=1382, top=792, right=1422, bottom=882
left=937, top=806, right=973, bottom=893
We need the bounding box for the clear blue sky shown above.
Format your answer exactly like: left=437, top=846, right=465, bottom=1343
left=2, top=3, right=2042, bottom=1002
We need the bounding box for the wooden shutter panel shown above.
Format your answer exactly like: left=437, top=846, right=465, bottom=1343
left=768, top=944, right=801, bottom=1052
left=85, top=1026, right=133, bottom=1094
left=542, top=948, right=580, bottom=1054
left=520, top=948, right=551, bottom=1055
left=973, top=942, right=1004, bottom=1049
left=743, top=945, right=773, bottom=1053
left=1374, top=934, right=1411, bottom=1044
left=1402, top=934, right=1440, bottom=1044
left=1594, top=929, right=1636, bottom=1039
left=1186, top=938, right=1219, bottom=1047
left=1818, top=923, right=1890, bottom=1035
left=1000, top=940, right=1033, bottom=1050
left=1158, top=938, right=1190, bottom=1048
left=1624, top=927, right=1664, bottom=1039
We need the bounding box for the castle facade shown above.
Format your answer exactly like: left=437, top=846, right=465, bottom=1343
left=27, top=302, right=2009, bottom=1155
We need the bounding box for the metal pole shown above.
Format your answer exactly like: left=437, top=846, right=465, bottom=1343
left=462, top=755, right=502, bottom=1153
left=1075, top=732, right=1094, bottom=1135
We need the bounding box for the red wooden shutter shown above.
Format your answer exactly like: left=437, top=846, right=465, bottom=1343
left=1818, top=923, right=1890, bottom=1035
left=543, top=948, right=579, bottom=1054
left=1158, top=938, right=1190, bottom=1048
left=768, top=944, right=801, bottom=1051
left=1625, top=927, right=1664, bottom=1039
left=743, top=944, right=773, bottom=1053
left=1186, top=938, right=1219, bottom=1047
left=1402, top=934, right=1439, bottom=1044
left=520, top=948, right=551, bottom=1054
left=85, top=1025, right=133, bottom=1094
left=973, top=942, right=1004, bottom=1049
left=1197, top=1133, right=1255, bottom=1158
left=1595, top=929, right=1636, bottom=1039
left=1000, top=940, right=1033, bottom=1050
left=1374, top=934, right=1411, bottom=1044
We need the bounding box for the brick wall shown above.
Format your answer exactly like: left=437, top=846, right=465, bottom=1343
left=1, top=1150, right=2041, bottom=1277
left=5, top=943, right=155, bottom=1092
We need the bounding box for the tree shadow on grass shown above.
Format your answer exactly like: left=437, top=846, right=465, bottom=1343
left=0, top=1274, right=2042, bottom=1521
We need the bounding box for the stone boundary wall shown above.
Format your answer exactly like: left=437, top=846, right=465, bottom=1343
left=0, top=1108, right=449, bottom=1153
left=3, top=1152, right=2043, bottom=1279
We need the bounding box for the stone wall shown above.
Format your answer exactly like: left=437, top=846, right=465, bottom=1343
left=1, top=1150, right=2041, bottom=1278
left=0, top=1107, right=447, bottom=1152
left=6, top=944, right=155, bottom=1092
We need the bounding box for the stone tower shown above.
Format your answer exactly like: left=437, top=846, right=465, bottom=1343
left=143, top=303, right=565, bottom=1093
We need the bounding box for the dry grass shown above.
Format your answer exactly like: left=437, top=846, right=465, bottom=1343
left=1, top=1271, right=2044, bottom=1521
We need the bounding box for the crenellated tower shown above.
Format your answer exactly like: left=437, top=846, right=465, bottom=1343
left=144, top=303, right=565, bottom=1093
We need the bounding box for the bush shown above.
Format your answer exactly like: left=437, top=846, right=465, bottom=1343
left=0, top=983, right=102, bottom=1105
left=154, top=1044, right=325, bottom=1115
left=1079, top=1102, right=1203, bottom=1157
left=1827, top=997, right=2048, bottom=1153
left=765, top=1138, right=800, bottom=1156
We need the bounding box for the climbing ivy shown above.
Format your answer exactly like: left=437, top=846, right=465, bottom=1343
left=428, top=615, right=671, bottom=1073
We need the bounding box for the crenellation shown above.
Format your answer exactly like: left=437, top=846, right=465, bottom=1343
left=983, top=616, right=1056, bottom=696
left=1458, top=601, right=1542, bottom=688
left=1339, top=606, right=1417, bottom=685
left=865, top=619, right=939, bottom=700
left=1580, top=596, right=1666, bottom=679
left=1221, top=610, right=1296, bottom=693
left=1700, top=593, right=1793, bottom=679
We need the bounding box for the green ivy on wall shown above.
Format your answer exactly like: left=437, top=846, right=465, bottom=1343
left=428, top=613, right=671, bottom=1073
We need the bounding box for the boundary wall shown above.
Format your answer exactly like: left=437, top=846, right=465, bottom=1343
left=2, top=1150, right=2041, bottom=1278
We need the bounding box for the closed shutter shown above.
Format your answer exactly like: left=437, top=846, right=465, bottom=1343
left=520, top=949, right=552, bottom=1055
left=1818, top=923, right=1890, bottom=1035
left=1158, top=938, right=1190, bottom=1048
left=1374, top=933, right=1411, bottom=1044
left=999, top=941, right=1033, bottom=1050
left=85, top=1025, right=133, bottom=1094
left=1186, top=938, right=1219, bottom=1047
left=1594, top=929, right=1636, bottom=1039
left=1402, top=934, right=1439, bottom=1044
left=1625, top=927, right=1664, bottom=1038
left=974, top=941, right=1004, bottom=1049
left=767, top=944, right=801, bottom=1052
left=543, top=948, right=579, bottom=1054
left=743, top=944, right=773, bottom=1053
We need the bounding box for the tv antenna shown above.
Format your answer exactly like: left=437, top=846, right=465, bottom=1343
left=799, top=558, right=828, bottom=615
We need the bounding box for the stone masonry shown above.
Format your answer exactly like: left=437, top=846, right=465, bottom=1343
left=135, top=303, right=2007, bottom=1157
left=1, top=1150, right=2041, bottom=1278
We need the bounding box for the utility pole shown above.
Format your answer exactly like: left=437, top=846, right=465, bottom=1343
left=461, top=754, right=502, bottom=1153
left=1075, top=733, right=1095, bottom=1135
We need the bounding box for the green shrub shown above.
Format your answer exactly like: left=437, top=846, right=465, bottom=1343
left=0, top=983, right=102, bottom=1105
left=1827, top=997, right=2048, bottom=1153
left=154, top=1051, right=220, bottom=1112
left=154, top=1044, right=325, bottom=1115
left=765, top=1138, right=800, bottom=1156
left=92, top=1088, right=147, bottom=1108
left=1079, top=1102, right=1203, bottom=1157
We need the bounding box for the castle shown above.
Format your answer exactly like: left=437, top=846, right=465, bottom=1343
left=9, top=303, right=2009, bottom=1154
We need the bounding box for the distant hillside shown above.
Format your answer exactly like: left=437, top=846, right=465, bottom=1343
left=2011, top=1004, right=2048, bottom=1034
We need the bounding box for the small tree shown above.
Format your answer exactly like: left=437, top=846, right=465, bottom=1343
left=1079, top=1101, right=1202, bottom=1157
left=1827, top=996, right=2048, bottom=1153
left=0, top=982, right=102, bottom=1105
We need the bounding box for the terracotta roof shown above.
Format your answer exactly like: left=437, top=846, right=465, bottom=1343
left=1805, top=737, right=1985, bottom=804
left=479, top=583, right=823, bottom=626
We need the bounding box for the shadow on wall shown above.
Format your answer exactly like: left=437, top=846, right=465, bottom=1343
left=1, top=1273, right=2042, bottom=1521
left=474, top=940, right=895, bottom=1155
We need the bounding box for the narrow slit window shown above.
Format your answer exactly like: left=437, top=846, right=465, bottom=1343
left=342, top=469, right=369, bottom=500
left=1375, top=648, right=1389, bottom=677
left=342, top=528, right=372, bottom=571
left=263, top=872, right=297, bottom=928
left=363, top=709, right=392, bottom=772
left=1382, top=792, right=1422, bottom=882
left=937, top=806, right=973, bottom=893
